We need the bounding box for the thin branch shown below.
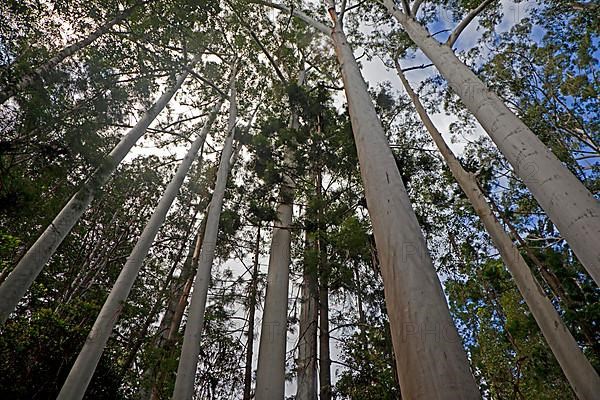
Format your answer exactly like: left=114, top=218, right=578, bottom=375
left=401, top=0, right=411, bottom=15
left=339, top=0, right=348, bottom=21
left=342, top=0, right=367, bottom=15
left=227, top=0, right=288, bottom=84
left=179, top=65, right=228, bottom=98
left=447, top=0, right=495, bottom=47
left=401, top=62, right=434, bottom=72
left=251, top=1, right=331, bottom=34
left=411, top=0, right=426, bottom=16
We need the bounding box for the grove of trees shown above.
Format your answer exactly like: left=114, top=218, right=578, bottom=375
left=0, top=0, right=598, bottom=399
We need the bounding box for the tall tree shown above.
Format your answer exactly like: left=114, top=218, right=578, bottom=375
left=0, top=0, right=150, bottom=105
left=243, top=223, right=262, bottom=400
left=0, top=57, right=200, bottom=325
left=381, top=0, right=600, bottom=286
left=171, top=65, right=239, bottom=400
left=56, top=97, right=222, bottom=400
left=396, top=60, right=600, bottom=400
left=254, top=69, right=305, bottom=399
left=296, top=229, right=319, bottom=400
left=322, top=1, right=480, bottom=397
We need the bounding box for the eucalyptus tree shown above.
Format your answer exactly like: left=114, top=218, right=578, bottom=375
left=254, top=78, right=303, bottom=399
left=396, top=61, right=600, bottom=399
left=0, top=58, right=202, bottom=325
left=250, top=1, right=481, bottom=397
left=56, top=94, right=222, bottom=400
left=0, top=0, right=220, bottom=105
left=380, top=0, right=600, bottom=285
left=171, top=65, right=239, bottom=400
left=0, top=155, right=174, bottom=399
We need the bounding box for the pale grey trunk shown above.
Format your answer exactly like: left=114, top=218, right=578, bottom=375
left=254, top=72, right=304, bottom=400
left=327, top=8, right=480, bottom=399
left=316, top=168, right=331, bottom=400
left=384, top=1, right=600, bottom=286
left=140, top=216, right=208, bottom=400
left=171, top=73, right=238, bottom=400
left=396, top=65, right=600, bottom=399
left=0, top=0, right=149, bottom=104
left=0, top=60, right=198, bottom=325
left=296, top=231, right=318, bottom=400
left=243, top=225, right=262, bottom=400
left=56, top=99, right=220, bottom=400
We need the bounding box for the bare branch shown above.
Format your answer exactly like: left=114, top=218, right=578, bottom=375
left=447, top=0, right=495, bottom=47
left=251, top=1, right=331, bottom=34
left=411, top=0, right=427, bottom=16
left=401, top=62, right=434, bottom=72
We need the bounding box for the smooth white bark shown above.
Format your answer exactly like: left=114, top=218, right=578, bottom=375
left=0, top=59, right=198, bottom=325
left=384, top=1, right=600, bottom=286
left=171, top=72, right=238, bottom=400
left=254, top=70, right=305, bottom=399
left=327, top=8, right=480, bottom=399
left=56, top=99, right=221, bottom=400
left=397, top=65, right=600, bottom=400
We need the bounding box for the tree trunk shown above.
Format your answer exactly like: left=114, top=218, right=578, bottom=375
left=326, top=6, right=480, bottom=399
left=254, top=69, right=305, bottom=400
left=296, top=231, right=318, bottom=400
left=0, top=0, right=151, bottom=104
left=395, top=63, right=600, bottom=400
left=384, top=1, right=600, bottom=286
left=171, top=70, right=238, bottom=400
left=243, top=224, right=262, bottom=400
left=56, top=98, right=221, bottom=400
left=0, top=58, right=199, bottom=325
left=316, top=167, right=331, bottom=400
left=140, top=215, right=209, bottom=400
left=491, top=198, right=600, bottom=357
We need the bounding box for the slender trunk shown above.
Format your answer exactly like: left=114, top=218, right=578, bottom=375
left=171, top=70, right=238, bottom=400
left=0, top=0, right=150, bottom=104
left=56, top=99, right=220, bottom=400
left=318, top=274, right=331, bottom=400
left=122, top=206, right=202, bottom=378
left=491, top=199, right=600, bottom=356
left=384, top=1, right=600, bottom=286
left=140, top=215, right=208, bottom=400
left=296, top=230, right=318, bottom=400
left=353, top=262, right=367, bottom=351
left=0, top=59, right=198, bottom=325
left=243, top=225, right=262, bottom=400
left=254, top=69, right=305, bottom=399
left=326, top=6, right=480, bottom=399
left=316, top=168, right=331, bottom=400
left=395, top=64, right=600, bottom=400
